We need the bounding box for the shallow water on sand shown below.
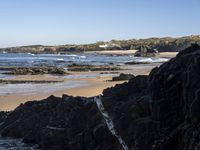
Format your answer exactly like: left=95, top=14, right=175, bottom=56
left=0, top=80, right=87, bottom=96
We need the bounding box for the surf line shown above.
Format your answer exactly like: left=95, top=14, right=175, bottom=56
left=94, top=96, right=129, bottom=150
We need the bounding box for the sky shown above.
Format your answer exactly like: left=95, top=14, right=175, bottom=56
left=0, top=0, right=199, bottom=47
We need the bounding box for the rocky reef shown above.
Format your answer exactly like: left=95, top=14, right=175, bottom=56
left=67, top=63, right=121, bottom=72
left=1, top=67, right=67, bottom=75
left=1, top=44, right=200, bottom=150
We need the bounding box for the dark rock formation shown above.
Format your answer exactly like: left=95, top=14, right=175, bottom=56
left=0, top=79, right=63, bottom=84
left=0, top=112, right=8, bottom=124
left=125, top=61, right=150, bottom=65
left=0, top=95, right=123, bottom=150
left=134, top=45, right=158, bottom=57
left=68, top=63, right=121, bottom=72
left=1, top=44, right=200, bottom=150
left=110, top=73, right=135, bottom=81
left=1, top=67, right=67, bottom=75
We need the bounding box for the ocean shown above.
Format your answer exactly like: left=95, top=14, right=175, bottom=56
left=0, top=52, right=169, bottom=68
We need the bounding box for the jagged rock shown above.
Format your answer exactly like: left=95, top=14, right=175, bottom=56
left=67, top=63, right=121, bottom=72
left=110, top=73, right=135, bottom=81
left=0, top=95, right=123, bottom=150
left=1, top=44, right=200, bottom=150
left=134, top=45, right=158, bottom=57
left=0, top=112, right=8, bottom=124
left=1, top=67, right=67, bottom=75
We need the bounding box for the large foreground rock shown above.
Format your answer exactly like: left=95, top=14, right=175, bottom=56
left=1, top=44, right=200, bottom=150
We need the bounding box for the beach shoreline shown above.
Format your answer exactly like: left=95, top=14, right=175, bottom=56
left=0, top=51, right=177, bottom=111
left=0, top=63, right=157, bottom=111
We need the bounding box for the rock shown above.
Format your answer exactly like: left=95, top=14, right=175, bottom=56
left=0, top=112, right=8, bottom=124
left=67, top=63, right=121, bottom=72
left=1, top=35, right=200, bottom=54
left=0, top=95, right=122, bottom=150
left=125, top=61, right=150, bottom=65
left=134, top=45, right=158, bottom=57
left=110, top=73, right=135, bottom=81
left=1, top=67, right=67, bottom=75
left=1, top=44, right=200, bottom=150
left=0, top=79, right=63, bottom=84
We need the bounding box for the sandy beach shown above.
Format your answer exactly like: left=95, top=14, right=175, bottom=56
left=0, top=50, right=177, bottom=111
left=0, top=74, right=124, bottom=111
left=0, top=63, right=155, bottom=111
left=85, top=50, right=137, bottom=55
left=86, top=50, right=178, bottom=58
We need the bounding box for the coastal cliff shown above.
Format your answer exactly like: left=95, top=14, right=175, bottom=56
left=1, top=44, right=200, bottom=149
left=1, top=35, right=200, bottom=54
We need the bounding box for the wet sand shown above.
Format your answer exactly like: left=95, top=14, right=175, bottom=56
left=0, top=75, right=124, bottom=111
left=0, top=50, right=177, bottom=111
left=0, top=64, right=155, bottom=111
left=85, top=50, right=137, bottom=55
left=86, top=50, right=178, bottom=58
left=159, top=52, right=178, bottom=58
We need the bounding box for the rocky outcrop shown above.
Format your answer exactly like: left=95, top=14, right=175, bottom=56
left=0, top=95, right=123, bottom=150
left=134, top=45, right=158, bottom=57
left=1, top=35, right=200, bottom=53
left=110, top=73, right=135, bottom=81
left=0, top=79, right=63, bottom=84
left=1, top=67, right=67, bottom=75
left=1, top=44, right=200, bottom=150
left=67, top=63, right=121, bottom=72
left=0, top=112, right=8, bottom=124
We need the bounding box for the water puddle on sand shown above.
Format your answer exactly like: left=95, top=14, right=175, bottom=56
left=0, top=81, right=87, bottom=96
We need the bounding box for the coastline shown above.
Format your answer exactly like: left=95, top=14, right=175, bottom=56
left=0, top=51, right=177, bottom=111
left=0, top=64, right=154, bottom=111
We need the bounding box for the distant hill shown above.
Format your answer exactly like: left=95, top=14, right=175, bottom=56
left=1, top=35, right=200, bottom=53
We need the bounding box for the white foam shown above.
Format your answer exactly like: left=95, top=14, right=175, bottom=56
left=135, top=57, right=169, bottom=63
left=27, top=53, right=35, bottom=56
left=79, top=56, right=86, bottom=59
left=56, top=58, right=64, bottom=61
left=64, top=54, right=78, bottom=57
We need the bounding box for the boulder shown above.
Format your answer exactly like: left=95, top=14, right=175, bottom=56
left=134, top=45, right=158, bottom=57
left=111, top=73, right=135, bottom=81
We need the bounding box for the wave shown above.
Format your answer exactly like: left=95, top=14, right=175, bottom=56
left=56, top=58, right=64, bottom=61
left=27, top=53, right=35, bottom=56
left=135, top=57, right=169, bottom=63
left=64, top=54, right=78, bottom=57
left=79, top=56, right=86, bottom=59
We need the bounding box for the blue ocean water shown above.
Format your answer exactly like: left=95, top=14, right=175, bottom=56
left=0, top=52, right=169, bottom=68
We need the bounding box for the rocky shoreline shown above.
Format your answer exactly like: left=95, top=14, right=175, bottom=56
left=0, top=44, right=200, bottom=149
left=0, top=67, right=67, bottom=75
left=1, top=35, right=200, bottom=54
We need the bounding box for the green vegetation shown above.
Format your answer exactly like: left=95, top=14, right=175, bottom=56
left=1, top=35, right=200, bottom=53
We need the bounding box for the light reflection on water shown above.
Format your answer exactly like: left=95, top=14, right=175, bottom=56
left=0, top=81, right=87, bottom=96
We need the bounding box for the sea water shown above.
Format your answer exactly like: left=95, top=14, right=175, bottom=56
left=0, top=52, right=169, bottom=68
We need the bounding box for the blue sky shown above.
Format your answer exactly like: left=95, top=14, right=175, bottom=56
left=0, top=0, right=199, bottom=47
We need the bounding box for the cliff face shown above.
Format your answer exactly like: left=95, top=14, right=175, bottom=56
left=1, top=44, right=200, bottom=150
left=1, top=35, right=200, bottom=53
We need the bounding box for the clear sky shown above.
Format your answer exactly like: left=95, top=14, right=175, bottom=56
left=0, top=0, right=199, bottom=47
